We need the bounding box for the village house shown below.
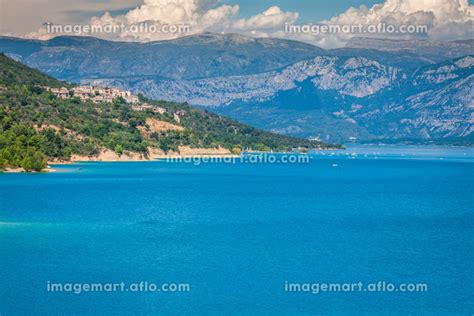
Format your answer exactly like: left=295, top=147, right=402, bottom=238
left=131, top=103, right=167, bottom=114
left=48, top=87, right=70, bottom=99
left=173, top=110, right=187, bottom=123
left=45, top=85, right=140, bottom=104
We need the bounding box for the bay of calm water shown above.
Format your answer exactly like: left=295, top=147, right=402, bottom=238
left=0, top=146, right=473, bottom=315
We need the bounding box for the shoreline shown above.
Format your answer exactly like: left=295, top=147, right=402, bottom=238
left=60, top=154, right=241, bottom=163
left=2, top=167, right=56, bottom=174
left=66, top=148, right=240, bottom=163
left=3, top=147, right=340, bottom=173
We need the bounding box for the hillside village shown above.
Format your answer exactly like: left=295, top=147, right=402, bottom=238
left=45, top=85, right=176, bottom=116
left=46, top=85, right=140, bottom=104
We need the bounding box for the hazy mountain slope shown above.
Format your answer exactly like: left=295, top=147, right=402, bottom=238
left=217, top=56, right=473, bottom=142
left=345, top=37, right=474, bottom=63
left=0, top=33, right=325, bottom=81
left=86, top=56, right=403, bottom=106
left=3, top=35, right=466, bottom=81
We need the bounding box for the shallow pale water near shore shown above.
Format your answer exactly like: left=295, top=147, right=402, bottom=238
left=0, top=146, right=472, bottom=315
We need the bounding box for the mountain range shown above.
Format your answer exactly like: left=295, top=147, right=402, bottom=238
left=1, top=33, right=472, bottom=144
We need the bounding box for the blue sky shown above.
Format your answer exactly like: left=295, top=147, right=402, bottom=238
left=108, top=0, right=386, bottom=23
left=225, top=0, right=385, bottom=22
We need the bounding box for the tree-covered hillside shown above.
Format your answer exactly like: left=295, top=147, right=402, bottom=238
left=0, top=53, right=64, bottom=88
left=0, top=54, right=338, bottom=171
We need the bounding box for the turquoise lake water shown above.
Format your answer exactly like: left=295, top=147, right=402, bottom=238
left=0, top=146, right=473, bottom=315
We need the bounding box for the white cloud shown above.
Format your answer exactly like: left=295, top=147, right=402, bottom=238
left=232, top=6, right=298, bottom=32
left=21, top=0, right=474, bottom=47
left=26, top=0, right=298, bottom=42
left=312, top=0, right=474, bottom=46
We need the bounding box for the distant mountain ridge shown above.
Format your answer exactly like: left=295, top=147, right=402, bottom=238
left=345, top=37, right=474, bottom=63
left=0, top=33, right=324, bottom=81
left=0, top=34, right=472, bottom=144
